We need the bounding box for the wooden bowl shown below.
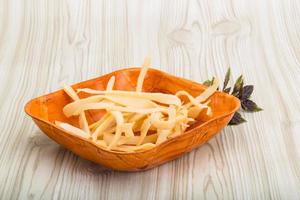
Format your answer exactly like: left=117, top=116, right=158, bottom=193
left=25, top=68, right=240, bottom=171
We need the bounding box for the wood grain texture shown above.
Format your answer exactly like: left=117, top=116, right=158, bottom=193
left=0, top=0, right=299, bottom=199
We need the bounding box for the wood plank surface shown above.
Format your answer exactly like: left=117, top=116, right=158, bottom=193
left=0, top=0, right=300, bottom=199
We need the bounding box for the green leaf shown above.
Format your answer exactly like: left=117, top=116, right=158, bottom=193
left=222, top=68, right=231, bottom=91
left=203, top=77, right=214, bottom=87
left=232, top=75, right=244, bottom=97
left=223, top=87, right=231, bottom=93
left=202, top=68, right=262, bottom=126
left=203, top=80, right=212, bottom=87
left=241, top=85, right=254, bottom=100
left=229, top=112, right=247, bottom=125
left=242, top=99, right=263, bottom=112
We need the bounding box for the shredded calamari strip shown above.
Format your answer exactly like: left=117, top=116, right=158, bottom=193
left=176, top=91, right=209, bottom=109
left=156, top=129, right=171, bottom=144
left=137, top=114, right=155, bottom=145
left=89, top=113, right=110, bottom=130
left=104, top=133, right=157, bottom=146
left=92, top=114, right=115, bottom=140
left=63, top=95, right=158, bottom=117
left=196, top=78, right=219, bottom=102
left=70, top=102, right=167, bottom=116
left=63, top=95, right=104, bottom=117
left=106, top=76, right=115, bottom=91
left=77, top=89, right=181, bottom=106
left=55, top=121, right=90, bottom=139
left=121, top=123, right=135, bottom=137
left=168, top=124, right=182, bottom=138
left=108, top=111, right=125, bottom=148
left=152, top=116, right=187, bottom=129
left=136, top=57, right=150, bottom=92
left=62, top=84, right=90, bottom=134
left=106, top=95, right=158, bottom=108
left=128, top=113, right=147, bottom=122
left=151, top=106, right=177, bottom=129
left=186, top=100, right=211, bottom=118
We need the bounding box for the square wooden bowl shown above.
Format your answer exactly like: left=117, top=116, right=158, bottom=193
left=25, top=68, right=240, bottom=171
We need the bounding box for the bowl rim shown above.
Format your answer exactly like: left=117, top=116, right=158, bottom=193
left=24, top=67, right=241, bottom=155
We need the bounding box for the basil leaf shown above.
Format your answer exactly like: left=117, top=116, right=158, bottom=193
left=241, top=85, right=254, bottom=100
left=223, top=87, right=231, bottom=93
left=232, top=75, right=244, bottom=97
left=229, top=112, right=247, bottom=125
left=242, top=99, right=263, bottom=112
left=223, top=68, right=231, bottom=91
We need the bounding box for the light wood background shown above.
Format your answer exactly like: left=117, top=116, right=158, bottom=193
left=1, top=0, right=300, bottom=199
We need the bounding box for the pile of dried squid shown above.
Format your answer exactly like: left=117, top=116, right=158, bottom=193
left=56, top=58, right=219, bottom=152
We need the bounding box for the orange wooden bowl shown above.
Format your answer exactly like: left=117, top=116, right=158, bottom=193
left=25, top=68, right=240, bottom=171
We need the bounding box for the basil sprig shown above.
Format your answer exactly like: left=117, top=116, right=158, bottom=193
left=203, top=68, right=262, bottom=125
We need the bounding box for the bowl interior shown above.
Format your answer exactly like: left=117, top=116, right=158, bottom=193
left=25, top=68, right=240, bottom=132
